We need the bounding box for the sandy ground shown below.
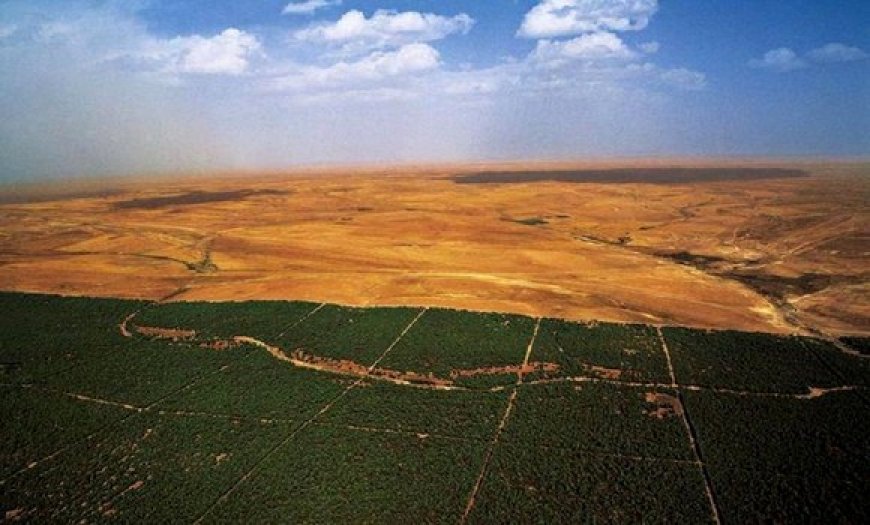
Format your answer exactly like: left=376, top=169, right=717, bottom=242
left=0, top=160, right=867, bottom=336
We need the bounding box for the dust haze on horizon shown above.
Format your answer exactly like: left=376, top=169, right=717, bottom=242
left=0, top=0, right=868, bottom=182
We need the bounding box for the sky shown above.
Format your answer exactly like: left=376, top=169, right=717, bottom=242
left=0, top=0, right=868, bottom=181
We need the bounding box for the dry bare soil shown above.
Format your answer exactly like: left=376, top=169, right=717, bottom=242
left=0, top=160, right=867, bottom=337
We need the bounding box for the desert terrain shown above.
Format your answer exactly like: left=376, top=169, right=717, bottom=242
left=0, top=160, right=867, bottom=338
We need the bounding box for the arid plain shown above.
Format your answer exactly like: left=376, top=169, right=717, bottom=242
left=1, top=160, right=867, bottom=338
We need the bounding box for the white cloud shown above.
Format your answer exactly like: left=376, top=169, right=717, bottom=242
left=518, top=0, right=659, bottom=39
left=807, top=43, right=867, bottom=63
left=283, top=0, right=341, bottom=16
left=268, top=42, right=440, bottom=91
left=170, top=28, right=261, bottom=75
left=294, top=9, right=474, bottom=54
left=128, top=28, right=261, bottom=76
left=748, top=47, right=806, bottom=73
left=533, top=32, right=636, bottom=64
left=0, top=0, right=715, bottom=179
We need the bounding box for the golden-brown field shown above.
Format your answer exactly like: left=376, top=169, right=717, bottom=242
left=1, top=160, right=867, bottom=337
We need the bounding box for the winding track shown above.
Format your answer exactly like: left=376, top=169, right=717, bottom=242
left=118, top=307, right=865, bottom=399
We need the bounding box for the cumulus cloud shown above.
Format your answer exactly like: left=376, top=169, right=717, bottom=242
left=283, top=0, right=341, bottom=16
left=518, top=0, right=659, bottom=39
left=748, top=47, right=806, bottom=73
left=102, top=28, right=262, bottom=77
left=164, top=28, right=261, bottom=75
left=533, top=32, right=636, bottom=64
left=750, top=43, right=867, bottom=73
left=806, top=43, right=867, bottom=63
left=294, top=9, right=474, bottom=54
left=0, top=0, right=715, bottom=180
left=267, top=43, right=440, bottom=91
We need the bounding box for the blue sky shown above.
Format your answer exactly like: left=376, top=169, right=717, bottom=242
left=0, top=0, right=867, bottom=180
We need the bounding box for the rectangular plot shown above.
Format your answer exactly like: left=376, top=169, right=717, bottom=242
left=379, top=309, right=534, bottom=386
left=157, top=350, right=347, bottom=419
left=684, top=389, right=869, bottom=482
left=0, top=412, right=293, bottom=523
left=42, top=338, right=242, bottom=406
left=503, top=382, right=694, bottom=460
left=663, top=327, right=843, bottom=393
left=0, top=292, right=143, bottom=383
left=318, top=381, right=509, bottom=440
left=0, top=292, right=141, bottom=339
left=133, top=299, right=320, bottom=341
left=0, top=387, right=130, bottom=479
left=203, top=424, right=487, bottom=523
left=529, top=319, right=670, bottom=383
left=468, top=444, right=713, bottom=524
left=275, top=305, right=421, bottom=366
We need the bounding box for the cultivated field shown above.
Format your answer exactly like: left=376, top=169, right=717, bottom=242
left=0, top=161, right=867, bottom=338
left=2, top=292, right=868, bottom=523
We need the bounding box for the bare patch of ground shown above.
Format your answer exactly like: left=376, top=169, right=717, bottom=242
left=450, top=362, right=558, bottom=379
left=0, top=160, right=866, bottom=336
left=644, top=392, right=684, bottom=419
left=134, top=325, right=196, bottom=341
left=585, top=365, right=623, bottom=380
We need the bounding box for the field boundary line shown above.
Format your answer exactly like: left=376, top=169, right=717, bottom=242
left=191, top=379, right=362, bottom=524
left=368, top=307, right=427, bottom=371
left=143, top=364, right=232, bottom=411
left=154, top=408, right=295, bottom=424
left=801, top=338, right=870, bottom=405
left=678, top=400, right=722, bottom=525
left=460, top=389, right=518, bottom=524
left=517, top=317, right=541, bottom=383
left=312, top=421, right=487, bottom=444
left=0, top=410, right=140, bottom=486
left=656, top=327, right=679, bottom=387
left=498, top=440, right=700, bottom=467
left=10, top=360, right=243, bottom=484
left=191, top=310, right=425, bottom=523
left=517, top=370, right=864, bottom=399
left=273, top=302, right=326, bottom=340
left=658, top=327, right=721, bottom=525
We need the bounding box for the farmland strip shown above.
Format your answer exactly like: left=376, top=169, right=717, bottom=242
left=193, top=307, right=424, bottom=523
left=502, top=440, right=701, bottom=467
left=518, top=375, right=862, bottom=399
left=368, top=307, right=427, bottom=371
left=144, top=364, right=231, bottom=411
left=658, top=328, right=722, bottom=525
left=1, top=358, right=239, bottom=486
left=312, top=421, right=487, bottom=445
left=460, top=389, right=518, bottom=523
left=154, top=408, right=295, bottom=424
left=191, top=379, right=363, bottom=524
left=369, top=307, right=429, bottom=374
left=657, top=327, right=679, bottom=387
left=0, top=409, right=139, bottom=486
left=272, top=302, right=326, bottom=340
left=517, top=317, right=541, bottom=383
